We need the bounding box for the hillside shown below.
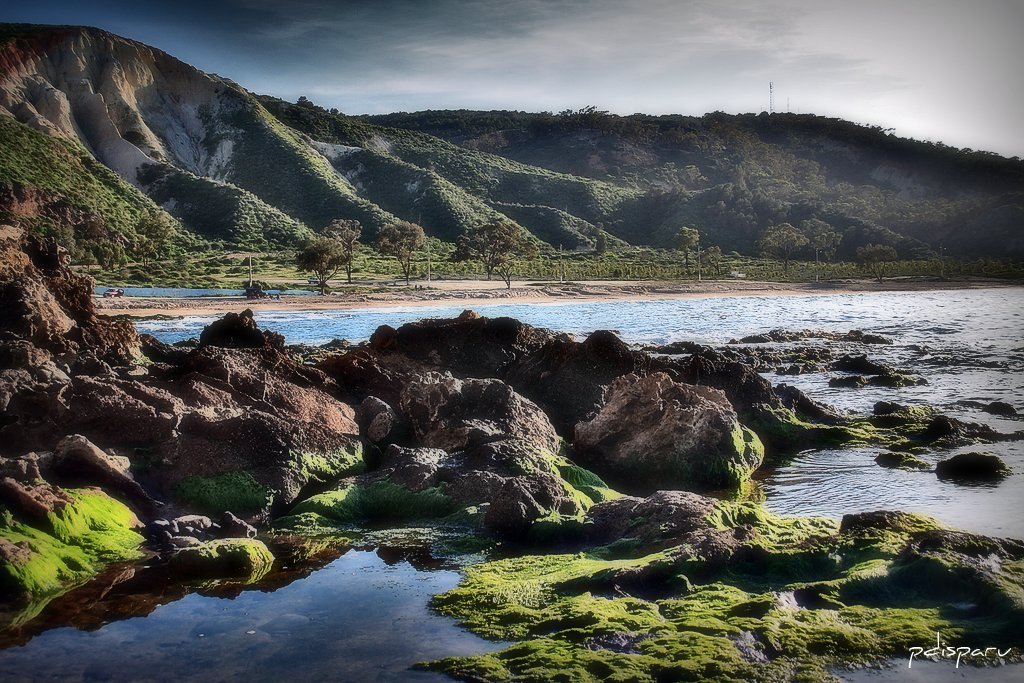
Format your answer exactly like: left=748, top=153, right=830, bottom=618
left=1, top=23, right=1022, bottom=259
left=366, top=109, right=1024, bottom=257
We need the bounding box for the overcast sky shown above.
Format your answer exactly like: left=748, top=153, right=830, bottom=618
left=5, top=0, right=1023, bottom=157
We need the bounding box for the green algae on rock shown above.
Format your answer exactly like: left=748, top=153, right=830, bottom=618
left=288, top=482, right=455, bottom=524
left=423, top=501, right=1024, bottom=682
left=167, top=538, right=275, bottom=583
left=0, top=489, right=144, bottom=601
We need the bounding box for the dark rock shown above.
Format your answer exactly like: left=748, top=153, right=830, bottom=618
left=935, top=452, right=1011, bottom=481
left=218, top=511, right=257, bottom=539
left=983, top=401, right=1017, bottom=417
left=198, top=309, right=283, bottom=350
left=833, top=354, right=891, bottom=375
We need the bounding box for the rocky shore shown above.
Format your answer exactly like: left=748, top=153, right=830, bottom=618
left=2, top=224, right=1022, bottom=680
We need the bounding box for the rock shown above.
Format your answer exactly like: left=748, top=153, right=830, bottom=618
left=775, top=384, right=845, bottom=423
left=585, top=490, right=717, bottom=549
left=484, top=472, right=583, bottom=537
left=874, top=451, right=931, bottom=470
left=832, top=354, right=891, bottom=375
left=375, top=444, right=448, bottom=492
left=53, top=434, right=161, bottom=519
left=197, top=309, right=283, bottom=350
left=168, top=538, right=274, bottom=582
left=358, top=396, right=397, bottom=443
left=399, top=374, right=560, bottom=453
left=829, top=375, right=867, bottom=388
left=839, top=510, right=937, bottom=534
left=0, top=475, right=72, bottom=529
left=0, top=225, right=139, bottom=364
left=169, top=535, right=202, bottom=548
left=218, top=511, right=257, bottom=539
left=573, top=373, right=764, bottom=491
left=983, top=401, right=1017, bottom=417
left=935, top=452, right=1011, bottom=481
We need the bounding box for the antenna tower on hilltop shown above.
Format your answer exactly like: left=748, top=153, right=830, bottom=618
left=769, top=82, right=774, bottom=114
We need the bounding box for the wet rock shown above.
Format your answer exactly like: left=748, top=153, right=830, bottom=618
left=399, top=374, right=559, bottom=453
left=731, top=329, right=891, bottom=345
left=935, top=452, right=1011, bottom=481
left=375, top=444, right=448, bottom=491
left=168, top=535, right=202, bottom=548
left=574, top=373, right=763, bottom=491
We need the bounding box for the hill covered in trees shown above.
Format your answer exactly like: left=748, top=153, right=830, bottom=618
left=1, top=24, right=1021, bottom=262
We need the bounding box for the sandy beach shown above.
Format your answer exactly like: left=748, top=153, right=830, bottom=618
left=93, top=276, right=1021, bottom=318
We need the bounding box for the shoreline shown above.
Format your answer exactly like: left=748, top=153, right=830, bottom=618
left=94, top=276, right=1022, bottom=318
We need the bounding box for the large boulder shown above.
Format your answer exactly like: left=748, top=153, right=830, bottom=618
left=483, top=471, right=585, bottom=537
left=574, top=372, right=764, bottom=492
left=399, top=373, right=560, bottom=453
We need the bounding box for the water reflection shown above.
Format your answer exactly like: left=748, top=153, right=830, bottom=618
left=0, top=534, right=504, bottom=682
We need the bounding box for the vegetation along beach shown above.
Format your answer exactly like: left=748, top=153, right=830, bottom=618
left=1, top=5, right=1023, bottom=683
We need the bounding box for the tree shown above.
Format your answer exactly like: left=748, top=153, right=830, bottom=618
left=133, top=210, right=176, bottom=267
left=757, top=223, right=808, bottom=273
left=701, top=245, right=723, bottom=276
left=323, top=218, right=362, bottom=284
left=801, top=219, right=841, bottom=282
left=296, top=237, right=346, bottom=294
left=453, top=221, right=537, bottom=288
left=377, top=220, right=426, bottom=285
left=673, top=227, right=699, bottom=267
left=856, top=243, right=898, bottom=282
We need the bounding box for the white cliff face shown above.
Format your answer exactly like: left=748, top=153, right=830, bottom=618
left=0, top=28, right=240, bottom=183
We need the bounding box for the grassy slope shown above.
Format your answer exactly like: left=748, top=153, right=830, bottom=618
left=0, top=114, right=161, bottom=240
left=261, top=98, right=639, bottom=244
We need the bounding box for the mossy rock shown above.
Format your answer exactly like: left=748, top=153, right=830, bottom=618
left=0, top=489, right=144, bottom=601
left=168, top=538, right=274, bottom=583
left=874, top=452, right=931, bottom=470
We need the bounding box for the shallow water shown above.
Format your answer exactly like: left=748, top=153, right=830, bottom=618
left=138, top=287, right=1024, bottom=537
left=0, top=547, right=502, bottom=682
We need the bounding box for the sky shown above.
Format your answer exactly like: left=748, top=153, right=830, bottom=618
left=4, top=0, right=1023, bottom=157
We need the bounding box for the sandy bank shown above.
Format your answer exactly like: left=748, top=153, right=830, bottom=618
left=94, top=277, right=1021, bottom=318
